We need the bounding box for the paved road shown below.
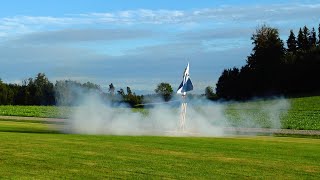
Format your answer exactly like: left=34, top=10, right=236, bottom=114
left=1, top=115, right=320, bottom=136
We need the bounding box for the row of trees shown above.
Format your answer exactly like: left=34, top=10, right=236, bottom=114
left=216, top=24, right=320, bottom=100
left=0, top=73, right=55, bottom=105
left=0, top=73, right=188, bottom=106
left=0, top=73, right=145, bottom=106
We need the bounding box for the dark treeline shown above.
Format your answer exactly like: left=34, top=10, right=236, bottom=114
left=216, top=24, right=320, bottom=100
left=0, top=73, right=144, bottom=107
left=0, top=73, right=55, bottom=105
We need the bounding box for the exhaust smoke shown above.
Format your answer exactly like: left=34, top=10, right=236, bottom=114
left=59, top=89, right=290, bottom=137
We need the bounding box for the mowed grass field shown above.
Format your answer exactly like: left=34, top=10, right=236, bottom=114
left=0, top=124, right=319, bottom=179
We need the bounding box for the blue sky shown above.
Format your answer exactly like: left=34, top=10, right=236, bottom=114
left=0, top=1, right=319, bottom=94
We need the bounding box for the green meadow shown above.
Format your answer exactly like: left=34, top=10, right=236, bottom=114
left=0, top=128, right=319, bottom=179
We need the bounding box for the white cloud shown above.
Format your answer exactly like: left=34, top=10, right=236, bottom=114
left=0, top=2, right=319, bottom=38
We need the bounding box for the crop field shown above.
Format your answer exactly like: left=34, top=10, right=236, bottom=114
left=283, top=96, right=320, bottom=130
left=0, top=105, right=71, bottom=118
left=0, top=120, right=319, bottom=179
left=223, top=96, right=320, bottom=130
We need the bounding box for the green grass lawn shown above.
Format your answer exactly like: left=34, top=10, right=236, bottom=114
left=0, top=119, right=319, bottom=179
left=1, top=133, right=319, bottom=179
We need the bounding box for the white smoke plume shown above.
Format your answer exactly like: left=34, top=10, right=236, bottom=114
left=61, top=92, right=291, bottom=137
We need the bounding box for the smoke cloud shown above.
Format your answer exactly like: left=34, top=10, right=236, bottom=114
left=61, top=91, right=290, bottom=137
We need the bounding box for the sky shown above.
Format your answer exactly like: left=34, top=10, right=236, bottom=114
left=0, top=0, right=319, bottom=94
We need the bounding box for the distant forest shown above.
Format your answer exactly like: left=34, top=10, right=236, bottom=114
left=0, top=73, right=145, bottom=107
left=216, top=24, right=320, bottom=100
left=1, top=24, right=320, bottom=106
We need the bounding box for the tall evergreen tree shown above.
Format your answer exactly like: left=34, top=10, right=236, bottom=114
left=302, top=26, right=310, bottom=50
left=297, top=28, right=304, bottom=50
left=287, top=30, right=297, bottom=52
left=318, top=23, right=320, bottom=46
left=216, top=70, right=229, bottom=99
left=309, top=27, right=317, bottom=48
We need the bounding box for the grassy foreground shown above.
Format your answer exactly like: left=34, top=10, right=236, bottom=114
left=0, top=120, right=319, bottom=179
